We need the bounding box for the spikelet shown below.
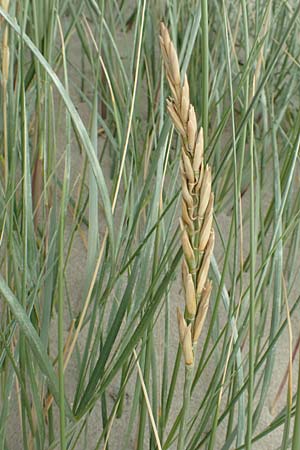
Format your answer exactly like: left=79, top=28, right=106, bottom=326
left=177, top=308, right=194, bottom=365
left=160, top=23, right=214, bottom=365
left=196, top=231, right=215, bottom=298
left=177, top=308, right=187, bottom=345
left=199, top=194, right=214, bottom=252
left=185, top=274, right=197, bottom=319
left=193, top=280, right=212, bottom=344
left=193, top=128, right=204, bottom=175
left=182, top=325, right=194, bottom=366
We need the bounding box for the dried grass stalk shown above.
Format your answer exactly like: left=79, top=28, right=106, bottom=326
left=1, top=0, right=10, bottom=188
left=160, top=23, right=214, bottom=366
left=1, top=0, right=9, bottom=85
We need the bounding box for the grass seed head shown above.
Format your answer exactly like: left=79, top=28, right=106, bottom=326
left=160, top=22, right=214, bottom=359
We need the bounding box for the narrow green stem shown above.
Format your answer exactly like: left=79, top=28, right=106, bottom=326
left=246, top=96, right=256, bottom=450
left=57, top=15, right=70, bottom=449
left=164, top=345, right=182, bottom=427
left=291, top=350, right=300, bottom=450
left=159, top=293, right=170, bottom=441
left=116, top=362, right=128, bottom=418
left=137, top=331, right=152, bottom=450
left=150, top=341, right=158, bottom=450
left=58, top=218, right=66, bottom=450
left=48, top=404, right=54, bottom=446
left=201, top=0, right=209, bottom=145
left=177, top=364, right=194, bottom=450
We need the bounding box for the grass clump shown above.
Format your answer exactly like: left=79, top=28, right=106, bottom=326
left=0, top=1, right=300, bottom=450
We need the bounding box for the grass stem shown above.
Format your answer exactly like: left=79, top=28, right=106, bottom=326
left=201, top=0, right=209, bottom=146
left=177, top=365, right=193, bottom=450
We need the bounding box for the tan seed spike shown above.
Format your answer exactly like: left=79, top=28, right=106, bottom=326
left=187, top=106, right=197, bottom=152
left=193, top=128, right=204, bottom=174
left=193, top=280, right=212, bottom=343
left=199, top=193, right=214, bottom=252
left=166, top=99, right=186, bottom=137
left=182, top=324, right=194, bottom=366
left=185, top=274, right=197, bottom=319
left=196, top=231, right=215, bottom=296
left=182, top=150, right=194, bottom=185
left=177, top=308, right=187, bottom=344
left=198, top=165, right=212, bottom=218
left=160, top=23, right=214, bottom=367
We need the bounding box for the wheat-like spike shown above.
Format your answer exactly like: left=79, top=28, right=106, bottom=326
left=160, top=23, right=214, bottom=365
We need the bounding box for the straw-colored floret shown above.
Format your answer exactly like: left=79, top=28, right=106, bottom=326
left=160, top=23, right=214, bottom=366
